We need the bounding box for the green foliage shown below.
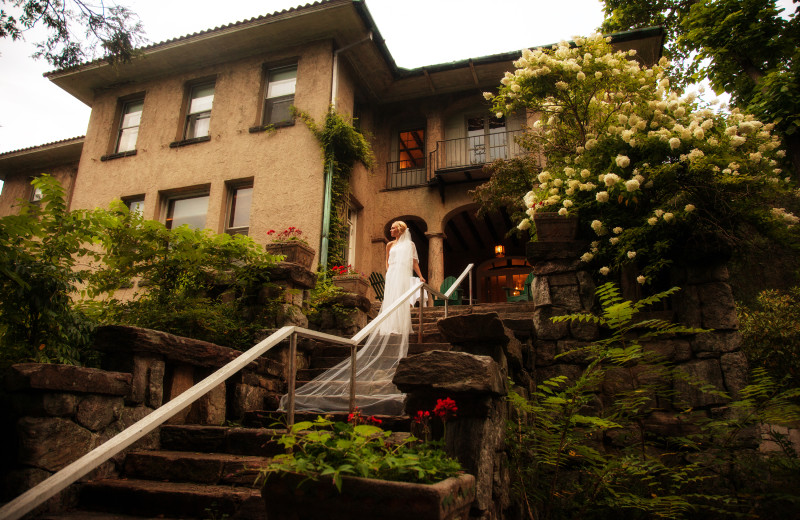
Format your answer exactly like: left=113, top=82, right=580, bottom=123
left=507, top=282, right=800, bottom=519
left=601, top=0, right=800, bottom=176
left=471, top=155, right=540, bottom=238
left=86, top=200, right=282, bottom=350
left=262, top=416, right=462, bottom=491
left=739, top=286, right=800, bottom=391
left=0, top=175, right=100, bottom=366
left=486, top=34, right=800, bottom=285
left=295, top=106, right=374, bottom=268
left=0, top=0, right=146, bottom=68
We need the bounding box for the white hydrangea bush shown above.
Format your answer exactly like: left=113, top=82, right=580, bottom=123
left=487, top=34, right=797, bottom=284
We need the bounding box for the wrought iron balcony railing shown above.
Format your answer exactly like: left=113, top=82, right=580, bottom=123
left=384, top=130, right=527, bottom=189
left=385, top=159, right=427, bottom=189
left=430, top=129, right=525, bottom=176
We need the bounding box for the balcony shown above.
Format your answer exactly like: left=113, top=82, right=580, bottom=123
left=384, top=130, right=526, bottom=190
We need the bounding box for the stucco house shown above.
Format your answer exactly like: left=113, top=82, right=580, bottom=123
left=0, top=0, right=663, bottom=303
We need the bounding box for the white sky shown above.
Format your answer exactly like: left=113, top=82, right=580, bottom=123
left=0, top=0, right=608, bottom=155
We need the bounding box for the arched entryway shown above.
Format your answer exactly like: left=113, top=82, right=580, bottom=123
left=440, top=205, right=530, bottom=303
left=382, top=217, right=429, bottom=280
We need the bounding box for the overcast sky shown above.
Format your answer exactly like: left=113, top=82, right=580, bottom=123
left=0, top=0, right=608, bottom=155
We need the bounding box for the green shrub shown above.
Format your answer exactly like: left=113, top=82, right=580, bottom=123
left=0, top=175, right=100, bottom=366
left=739, top=286, right=800, bottom=391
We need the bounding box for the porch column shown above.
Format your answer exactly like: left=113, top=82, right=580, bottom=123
left=425, top=232, right=446, bottom=292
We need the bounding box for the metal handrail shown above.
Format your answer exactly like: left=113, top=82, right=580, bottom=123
left=0, top=281, right=431, bottom=520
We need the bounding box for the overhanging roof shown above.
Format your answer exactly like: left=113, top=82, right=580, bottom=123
left=44, top=0, right=664, bottom=107
left=0, top=137, right=84, bottom=181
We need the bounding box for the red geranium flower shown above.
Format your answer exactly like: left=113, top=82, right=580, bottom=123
left=433, top=397, right=458, bottom=421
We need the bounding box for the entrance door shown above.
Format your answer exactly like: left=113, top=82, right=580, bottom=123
left=467, top=115, right=507, bottom=164
left=478, top=257, right=532, bottom=303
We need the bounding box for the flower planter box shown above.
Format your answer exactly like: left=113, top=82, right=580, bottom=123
left=264, top=241, right=315, bottom=269
left=332, top=274, right=370, bottom=296
left=262, top=472, right=476, bottom=520
left=533, top=212, right=578, bottom=242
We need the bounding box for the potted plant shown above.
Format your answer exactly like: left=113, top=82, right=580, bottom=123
left=265, top=226, right=316, bottom=269
left=330, top=264, right=370, bottom=296
left=260, top=407, right=475, bottom=520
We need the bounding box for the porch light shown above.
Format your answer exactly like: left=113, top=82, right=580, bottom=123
left=494, top=244, right=505, bottom=257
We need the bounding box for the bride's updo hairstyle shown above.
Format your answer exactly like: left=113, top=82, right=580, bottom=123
left=392, top=220, right=408, bottom=236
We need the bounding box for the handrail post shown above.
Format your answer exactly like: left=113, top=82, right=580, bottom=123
left=417, top=285, right=424, bottom=344
left=349, top=341, right=357, bottom=413
left=287, top=332, right=297, bottom=427
left=445, top=299, right=449, bottom=318
left=469, top=270, right=473, bottom=308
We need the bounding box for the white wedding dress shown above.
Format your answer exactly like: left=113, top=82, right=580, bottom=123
left=279, top=230, right=417, bottom=415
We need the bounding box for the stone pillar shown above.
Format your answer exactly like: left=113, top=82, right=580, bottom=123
left=394, top=349, right=509, bottom=520
left=425, top=232, right=446, bottom=291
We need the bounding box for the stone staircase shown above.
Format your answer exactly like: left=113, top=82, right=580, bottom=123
left=35, top=301, right=534, bottom=520
left=298, top=301, right=535, bottom=386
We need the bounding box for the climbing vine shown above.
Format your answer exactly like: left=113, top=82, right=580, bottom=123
left=294, top=106, right=374, bottom=267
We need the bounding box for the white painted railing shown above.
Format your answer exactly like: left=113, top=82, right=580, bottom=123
left=0, top=280, right=428, bottom=520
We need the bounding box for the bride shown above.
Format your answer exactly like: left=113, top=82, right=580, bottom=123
left=279, top=220, right=425, bottom=415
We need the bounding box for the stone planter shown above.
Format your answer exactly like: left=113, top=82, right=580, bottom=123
left=264, top=241, right=315, bottom=269
left=262, top=472, right=476, bottom=520
left=332, top=274, right=370, bottom=296
left=533, top=212, right=578, bottom=242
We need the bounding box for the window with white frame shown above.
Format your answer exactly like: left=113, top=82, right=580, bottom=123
left=116, top=99, right=144, bottom=153
left=30, top=185, right=43, bottom=203
left=185, top=82, right=215, bottom=139
left=344, top=204, right=358, bottom=265
left=263, top=65, right=297, bottom=125
left=164, top=193, right=209, bottom=230
left=226, top=183, right=253, bottom=235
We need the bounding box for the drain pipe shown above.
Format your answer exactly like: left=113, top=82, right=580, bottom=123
left=319, top=32, right=373, bottom=273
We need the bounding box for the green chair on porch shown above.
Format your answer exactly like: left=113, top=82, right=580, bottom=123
left=368, top=272, right=385, bottom=301
left=434, top=276, right=463, bottom=306
left=504, top=272, right=535, bottom=302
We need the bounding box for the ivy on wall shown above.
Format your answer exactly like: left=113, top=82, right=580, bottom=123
left=295, top=106, right=374, bottom=267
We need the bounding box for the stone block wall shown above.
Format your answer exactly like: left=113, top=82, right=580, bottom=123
left=0, top=363, right=160, bottom=514
left=526, top=240, right=749, bottom=415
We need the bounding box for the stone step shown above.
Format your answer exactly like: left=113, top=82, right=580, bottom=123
left=244, top=410, right=412, bottom=432
left=77, top=478, right=263, bottom=520
left=40, top=511, right=183, bottom=520
left=123, top=450, right=270, bottom=487
left=159, top=424, right=285, bottom=457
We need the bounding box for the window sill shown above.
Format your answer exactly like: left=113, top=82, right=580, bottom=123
left=101, top=150, right=137, bottom=162
left=169, top=136, right=211, bottom=148
left=248, top=120, right=295, bottom=133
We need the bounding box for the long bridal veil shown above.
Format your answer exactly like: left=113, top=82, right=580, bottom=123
left=279, top=228, right=417, bottom=415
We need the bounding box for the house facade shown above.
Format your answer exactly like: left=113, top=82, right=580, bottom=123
left=0, top=0, right=663, bottom=303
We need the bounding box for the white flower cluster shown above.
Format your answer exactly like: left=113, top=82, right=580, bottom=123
left=771, top=207, right=800, bottom=227
left=492, top=33, right=790, bottom=279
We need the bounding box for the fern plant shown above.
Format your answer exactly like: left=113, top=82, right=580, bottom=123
left=508, top=282, right=800, bottom=519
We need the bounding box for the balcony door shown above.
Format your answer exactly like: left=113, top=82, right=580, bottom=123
left=467, top=114, right=507, bottom=164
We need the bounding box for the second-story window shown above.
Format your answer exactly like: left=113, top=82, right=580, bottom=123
left=263, top=65, right=297, bottom=125
left=398, top=128, right=425, bottom=169
left=185, top=82, right=215, bottom=139
left=116, top=99, right=144, bottom=153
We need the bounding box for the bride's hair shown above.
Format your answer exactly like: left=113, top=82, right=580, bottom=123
left=392, top=220, right=408, bottom=235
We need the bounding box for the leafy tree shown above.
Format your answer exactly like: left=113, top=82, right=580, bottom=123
left=0, top=0, right=145, bottom=68
left=87, top=200, right=283, bottom=350
left=601, top=0, right=800, bottom=177
left=484, top=34, right=799, bottom=286
left=0, top=175, right=100, bottom=366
